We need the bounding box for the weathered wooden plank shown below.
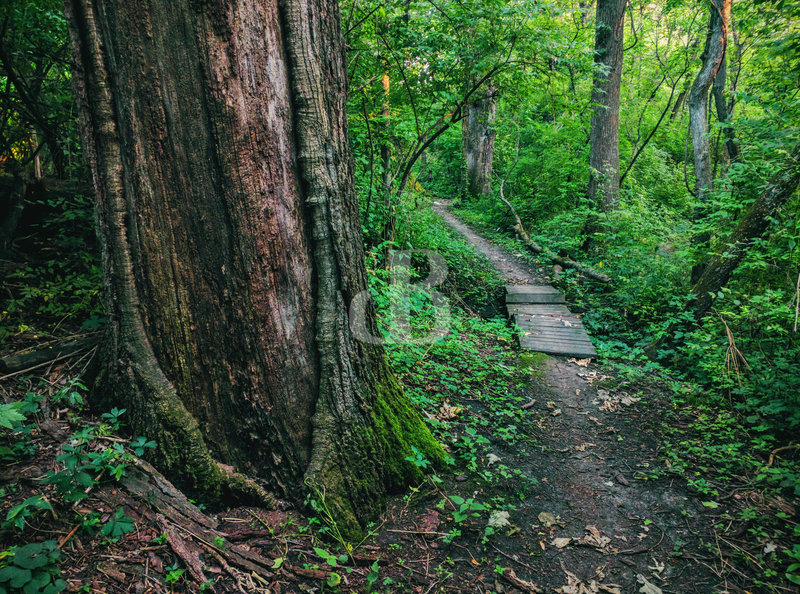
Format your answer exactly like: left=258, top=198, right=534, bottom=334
left=507, top=304, right=571, bottom=316
left=523, top=331, right=592, bottom=342
left=520, top=332, right=594, bottom=344
left=505, top=285, right=561, bottom=295
left=520, top=336, right=594, bottom=352
left=506, top=292, right=566, bottom=304
left=519, top=335, right=597, bottom=357
left=505, top=286, right=596, bottom=357
left=514, top=315, right=585, bottom=328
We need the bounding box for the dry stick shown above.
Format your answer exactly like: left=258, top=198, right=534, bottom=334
left=0, top=347, right=93, bottom=382
left=767, top=443, right=800, bottom=467
left=490, top=543, right=533, bottom=570
left=794, top=269, right=800, bottom=332
left=496, top=177, right=613, bottom=284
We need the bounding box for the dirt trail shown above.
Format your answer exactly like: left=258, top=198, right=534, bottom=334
left=432, top=200, right=547, bottom=285
left=431, top=201, right=719, bottom=592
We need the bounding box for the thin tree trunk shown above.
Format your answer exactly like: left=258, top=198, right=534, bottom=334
left=380, top=71, right=391, bottom=192
left=689, top=0, right=729, bottom=282
left=712, top=49, right=739, bottom=163
left=587, top=0, right=626, bottom=210
left=65, top=0, right=442, bottom=538
left=462, top=88, right=497, bottom=198
left=691, top=144, right=800, bottom=321
left=670, top=86, right=688, bottom=122
left=32, top=130, right=42, bottom=179
left=0, top=167, right=26, bottom=250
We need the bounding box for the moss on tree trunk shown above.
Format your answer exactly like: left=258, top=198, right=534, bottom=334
left=65, top=0, right=442, bottom=538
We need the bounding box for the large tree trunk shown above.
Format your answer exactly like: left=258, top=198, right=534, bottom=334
left=462, top=88, right=497, bottom=198
left=65, top=0, right=442, bottom=538
left=691, top=144, right=800, bottom=321
left=587, top=0, right=626, bottom=211
left=689, top=0, right=729, bottom=282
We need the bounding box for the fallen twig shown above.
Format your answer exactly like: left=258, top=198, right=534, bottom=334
left=496, top=181, right=612, bottom=284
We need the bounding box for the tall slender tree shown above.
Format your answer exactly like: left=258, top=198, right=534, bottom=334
left=688, top=0, right=730, bottom=282
left=587, top=0, right=627, bottom=210
left=64, top=0, right=442, bottom=537
left=462, top=87, right=497, bottom=198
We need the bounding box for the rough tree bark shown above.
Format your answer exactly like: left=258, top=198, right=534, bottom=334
left=64, top=0, right=442, bottom=538
left=462, top=87, right=497, bottom=198
left=691, top=144, right=800, bottom=321
left=587, top=0, right=626, bottom=210
left=689, top=0, right=729, bottom=282
left=711, top=22, right=741, bottom=164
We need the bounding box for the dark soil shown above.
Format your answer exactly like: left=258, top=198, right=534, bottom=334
left=0, top=202, right=787, bottom=593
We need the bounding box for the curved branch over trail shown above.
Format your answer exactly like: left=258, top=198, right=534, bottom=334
left=496, top=180, right=613, bottom=284
left=690, top=144, right=800, bottom=321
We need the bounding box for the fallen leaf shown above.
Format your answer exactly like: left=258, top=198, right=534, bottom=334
left=648, top=557, right=665, bottom=576
left=489, top=510, right=511, bottom=529
left=418, top=510, right=440, bottom=534
left=537, top=511, right=558, bottom=527
left=437, top=401, right=462, bottom=420
left=500, top=568, right=541, bottom=593
left=569, top=358, right=591, bottom=367
left=636, top=574, right=662, bottom=594
left=583, top=525, right=611, bottom=549
left=487, top=453, right=502, bottom=466
left=763, top=542, right=777, bottom=554
left=551, top=408, right=562, bottom=417
left=551, top=537, right=572, bottom=548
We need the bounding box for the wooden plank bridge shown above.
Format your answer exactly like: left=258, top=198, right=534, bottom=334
left=505, top=285, right=597, bottom=358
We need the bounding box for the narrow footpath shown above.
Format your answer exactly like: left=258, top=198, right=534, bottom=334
left=429, top=200, right=720, bottom=593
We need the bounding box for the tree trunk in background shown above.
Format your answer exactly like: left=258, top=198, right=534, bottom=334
left=587, top=0, right=626, bottom=211
left=65, top=0, right=442, bottom=538
left=670, top=78, right=691, bottom=122
left=381, top=71, right=392, bottom=192
left=462, top=88, right=497, bottom=198
left=689, top=0, right=729, bottom=282
left=0, top=168, right=26, bottom=250
left=691, top=144, right=800, bottom=321
left=712, top=25, right=740, bottom=163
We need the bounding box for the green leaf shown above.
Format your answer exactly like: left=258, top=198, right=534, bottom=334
left=101, top=508, right=135, bottom=538
left=0, top=566, right=32, bottom=588
left=0, top=403, right=26, bottom=429
left=13, top=542, right=58, bottom=570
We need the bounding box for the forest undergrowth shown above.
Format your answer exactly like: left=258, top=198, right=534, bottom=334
left=2, top=194, right=799, bottom=592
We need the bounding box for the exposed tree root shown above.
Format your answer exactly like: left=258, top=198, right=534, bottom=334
left=94, top=459, right=314, bottom=590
